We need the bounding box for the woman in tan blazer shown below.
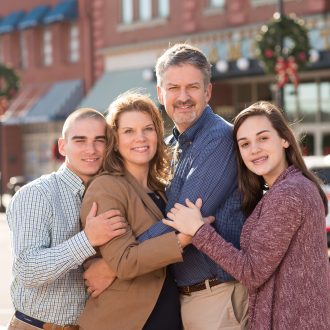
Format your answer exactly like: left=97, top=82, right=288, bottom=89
left=78, top=92, right=184, bottom=330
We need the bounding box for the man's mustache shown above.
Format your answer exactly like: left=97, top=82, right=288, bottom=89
left=173, top=101, right=195, bottom=108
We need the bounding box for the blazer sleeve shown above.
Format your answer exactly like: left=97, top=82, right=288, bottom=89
left=80, top=175, right=183, bottom=280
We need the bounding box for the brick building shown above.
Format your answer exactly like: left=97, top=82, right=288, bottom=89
left=81, top=0, right=330, bottom=156
left=1, top=0, right=330, bottom=193
left=0, top=0, right=97, bottom=191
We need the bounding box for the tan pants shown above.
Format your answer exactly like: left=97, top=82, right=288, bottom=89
left=180, top=281, right=249, bottom=330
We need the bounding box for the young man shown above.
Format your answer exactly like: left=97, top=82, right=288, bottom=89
left=6, top=108, right=126, bottom=330
left=138, top=44, right=249, bottom=329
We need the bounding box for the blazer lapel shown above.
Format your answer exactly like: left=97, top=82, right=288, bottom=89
left=124, top=171, right=165, bottom=221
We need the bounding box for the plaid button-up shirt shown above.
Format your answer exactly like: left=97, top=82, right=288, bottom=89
left=7, top=164, right=95, bottom=325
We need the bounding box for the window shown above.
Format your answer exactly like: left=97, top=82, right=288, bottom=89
left=122, top=0, right=133, bottom=24
left=323, top=134, right=330, bottom=156
left=285, top=80, right=330, bottom=123
left=251, top=0, right=293, bottom=6
left=285, top=83, right=318, bottom=122
left=209, top=0, right=225, bottom=8
left=69, top=23, right=80, bottom=63
left=139, top=0, right=152, bottom=21
left=300, top=134, right=314, bottom=156
left=121, top=0, right=169, bottom=25
left=158, top=0, right=169, bottom=18
left=42, top=28, right=53, bottom=66
left=19, top=32, right=28, bottom=69
left=320, top=82, right=330, bottom=121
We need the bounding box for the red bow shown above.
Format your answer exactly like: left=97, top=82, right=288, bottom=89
left=275, top=57, right=299, bottom=90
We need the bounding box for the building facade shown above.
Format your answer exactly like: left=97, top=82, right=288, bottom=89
left=1, top=0, right=330, bottom=193
left=82, top=0, right=330, bottom=155
left=0, top=0, right=97, bottom=191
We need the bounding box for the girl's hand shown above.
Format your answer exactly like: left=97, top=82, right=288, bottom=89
left=163, top=198, right=205, bottom=236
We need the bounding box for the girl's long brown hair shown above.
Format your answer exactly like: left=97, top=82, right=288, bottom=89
left=233, top=101, right=328, bottom=217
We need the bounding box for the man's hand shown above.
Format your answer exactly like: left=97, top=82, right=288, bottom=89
left=84, top=202, right=127, bottom=247
left=84, top=258, right=116, bottom=298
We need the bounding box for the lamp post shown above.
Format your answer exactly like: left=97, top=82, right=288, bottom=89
left=276, top=0, right=285, bottom=110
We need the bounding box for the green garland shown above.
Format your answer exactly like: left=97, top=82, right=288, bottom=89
left=0, top=63, right=19, bottom=100
left=256, top=14, right=310, bottom=74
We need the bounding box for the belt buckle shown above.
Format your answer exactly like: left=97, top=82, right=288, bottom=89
left=180, top=285, right=191, bottom=296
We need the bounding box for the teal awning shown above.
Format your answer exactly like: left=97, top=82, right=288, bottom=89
left=23, top=79, right=83, bottom=123
left=43, top=0, right=77, bottom=25
left=79, top=68, right=158, bottom=113
left=0, top=11, right=25, bottom=34
left=2, top=80, right=83, bottom=125
left=18, top=5, right=50, bottom=30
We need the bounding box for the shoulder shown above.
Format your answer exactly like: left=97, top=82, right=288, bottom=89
left=197, top=112, right=234, bottom=146
left=192, top=117, right=234, bottom=156
left=7, top=173, right=57, bottom=212
left=86, top=173, right=128, bottom=194
left=205, top=111, right=233, bottom=136
left=267, top=170, right=316, bottom=209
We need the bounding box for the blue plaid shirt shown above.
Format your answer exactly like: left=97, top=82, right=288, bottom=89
left=6, top=164, right=96, bottom=325
left=138, top=106, right=245, bottom=286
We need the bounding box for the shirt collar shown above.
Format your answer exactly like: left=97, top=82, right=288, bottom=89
left=172, top=105, right=212, bottom=144
left=58, top=163, right=86, bottom=199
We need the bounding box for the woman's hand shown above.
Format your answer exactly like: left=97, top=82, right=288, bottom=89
left=163, top=198, right=205, bottom=236
left=84, top=258, right=117, bottom=298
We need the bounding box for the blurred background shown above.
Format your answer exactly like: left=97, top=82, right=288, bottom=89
left=0, top=0, right=330, bottom=327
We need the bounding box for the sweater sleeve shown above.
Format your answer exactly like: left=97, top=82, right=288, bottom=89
left=192, top=184, right=304, bottom=291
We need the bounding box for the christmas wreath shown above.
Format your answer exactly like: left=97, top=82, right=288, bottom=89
left=256, top=13, right=310, bottom=88
left=0, top=63, right=19, bottom=100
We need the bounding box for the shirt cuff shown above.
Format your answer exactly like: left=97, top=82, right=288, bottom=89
left=192, top=223, right=214, bottom=248
left=66, top=231, right=96, bottom=264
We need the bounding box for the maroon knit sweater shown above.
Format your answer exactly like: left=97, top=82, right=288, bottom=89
left=193, top=166, right=330, bottom=329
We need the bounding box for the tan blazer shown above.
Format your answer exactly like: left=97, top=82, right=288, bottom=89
left=78, top=171, right=183, bottom=330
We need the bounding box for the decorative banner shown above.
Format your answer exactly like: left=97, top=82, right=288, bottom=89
left=256, top=13, right=310, bottom=88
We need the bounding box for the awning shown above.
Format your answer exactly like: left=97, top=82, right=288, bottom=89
left=43, top=0, right=77, bottom=25
left=18, top=5, right=50, bottom=30
left=2, top=84, right=51, bottom=125
left=3, top=80, right=83, bottom=125
left=0, top=11, right=25, bottom=34
left=79, top=68, right=158, bottom=113
left=23, top=79, right=83, bottom=123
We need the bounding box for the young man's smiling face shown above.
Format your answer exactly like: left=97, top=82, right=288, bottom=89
left=58, top=117, right=107, bottom=184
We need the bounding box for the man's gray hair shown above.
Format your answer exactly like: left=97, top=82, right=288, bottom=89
left=155, top=43, right=212, bottom=87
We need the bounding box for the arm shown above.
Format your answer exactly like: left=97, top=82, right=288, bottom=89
left=191, top=185, right=304, bottom=291
left=83, top=258, right=116, bottom=298
left=138, top=133, right=237, bottom=241
left=80, top=176, right=183, bottom=281
left=7, top=186, right=95, bottom=288
left=7, top=186, right=126, bottom=288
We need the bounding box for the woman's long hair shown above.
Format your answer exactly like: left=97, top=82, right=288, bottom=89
left=233, top=101, right=328, bottom=217
left=103, top=91, right=171, bottom=191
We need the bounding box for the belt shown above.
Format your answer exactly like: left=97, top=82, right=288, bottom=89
left=178, top=278, right=223, bottom=296
left=14, top=311, right=79, bottom=330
